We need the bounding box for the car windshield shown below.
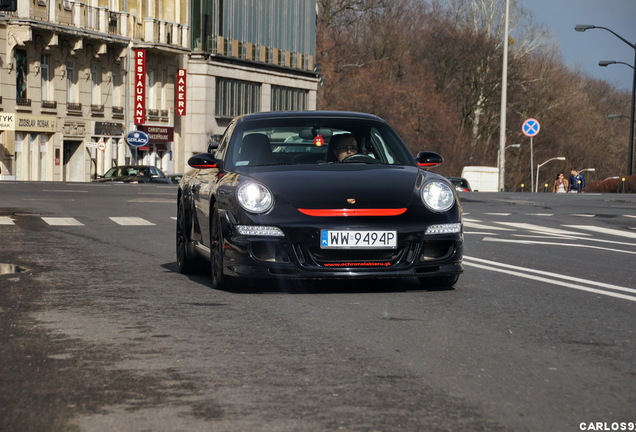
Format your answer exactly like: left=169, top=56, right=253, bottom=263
left=227, top=117, right=415, bottom=169
left=104, top=167, right=148, bottom=178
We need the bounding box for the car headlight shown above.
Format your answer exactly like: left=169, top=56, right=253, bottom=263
left=421, top=181, right=455, bottom=212
left=237, top=181, right=274, bottom=214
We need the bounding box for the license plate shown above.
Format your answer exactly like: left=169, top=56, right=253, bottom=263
left=320, top=230, right=397, bottom=249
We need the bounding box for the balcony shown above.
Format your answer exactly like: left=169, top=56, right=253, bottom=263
left=10, top=1, right=131, bottom=40
left=147, top=109, right=160, bottom=121
left=67, top=103, right=82, bottom=115
left=41, top=100, right=57, bottom=110
left=90, top=104, right=104, bottom=116
left=112, top=106, right=124, bottom=119
left=17, top=98, right=32, bottom=107
left=200, top=35, right=315, bottom=72
left=140, top=17, right=189, bottom=50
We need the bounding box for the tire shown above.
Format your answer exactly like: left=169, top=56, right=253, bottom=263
left=176, top=198, right=202, bottom=274
left=419, top=274, right=460, bottom=288
left=210, top=204, right=233, bottom=290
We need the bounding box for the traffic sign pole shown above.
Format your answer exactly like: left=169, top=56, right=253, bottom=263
left=530, top=137, right=534, bottom=192
left=522, top=119, right=540, bottom=192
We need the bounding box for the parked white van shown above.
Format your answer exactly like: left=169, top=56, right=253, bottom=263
left=460, top=166, right=499, bottom=192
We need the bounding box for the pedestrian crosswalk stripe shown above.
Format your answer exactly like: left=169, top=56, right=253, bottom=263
left=0, top=216, right=14, bottom=225
left=109, top=217, right=155, bottom=226
left=494, top=222, right=592, bottom=237
left=464, top=221, right=514, bottom=231
left=562, top=225, right=636, bottom=239
left=42, top=217, right=84, bottom=226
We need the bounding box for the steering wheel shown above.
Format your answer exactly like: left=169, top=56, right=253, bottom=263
left=341, top=153, right=380, bottom=163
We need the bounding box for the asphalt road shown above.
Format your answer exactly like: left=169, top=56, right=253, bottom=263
left=1, top=182, right=634, bottom=432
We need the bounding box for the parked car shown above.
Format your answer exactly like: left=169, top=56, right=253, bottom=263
left=167, top=173, right=183, bottom=184
left=176, top=111, right=463, bottom=289
left=446, top=176, right=473, bottom=192
left=93, top=165, right=172, bottom=184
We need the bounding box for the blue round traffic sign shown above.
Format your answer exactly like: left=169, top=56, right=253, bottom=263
left=522, top=118, right=540, bottom=137
left=126, top=130, right=150, bottom=147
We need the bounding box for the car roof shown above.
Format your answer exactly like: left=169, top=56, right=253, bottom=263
left=234, top=111, right=386, bottom=124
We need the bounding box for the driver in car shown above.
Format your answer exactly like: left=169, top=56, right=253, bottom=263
left=333, top=134, right=358, bottom=161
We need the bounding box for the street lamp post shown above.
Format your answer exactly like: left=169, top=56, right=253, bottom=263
left=498, top=0, right=511, bottom=192
left=536, top=157, right=566, bottom=193
left=575, top=24, right=636, bottom=176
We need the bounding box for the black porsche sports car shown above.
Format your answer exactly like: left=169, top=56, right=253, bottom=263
left=177, top=111, right=463, bottom=289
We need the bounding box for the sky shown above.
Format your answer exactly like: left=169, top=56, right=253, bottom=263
left=520, top=0, right=636, bottom=93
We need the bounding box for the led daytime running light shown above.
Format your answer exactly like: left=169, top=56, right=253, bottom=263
left=425, top=223, right=462, bottom=235
left=236, top=225, right=284, bottom=237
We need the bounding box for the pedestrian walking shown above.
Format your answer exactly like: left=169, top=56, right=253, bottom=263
left=568, top=168, right=585, bottom=193
left=553, top=173, right=568, bottom=193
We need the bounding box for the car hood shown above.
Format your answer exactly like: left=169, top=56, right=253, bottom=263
left=243, top=165, right=425, bottom=209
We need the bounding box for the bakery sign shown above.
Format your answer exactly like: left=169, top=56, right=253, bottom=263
left=176, top=69, right=186, bottom=116
left=137, top=125, right=174, bottom=142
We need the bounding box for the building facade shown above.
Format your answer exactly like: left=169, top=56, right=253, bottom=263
left=180, top=0, right=319, bottom=171
left=0, top=0, right=318, bottom=181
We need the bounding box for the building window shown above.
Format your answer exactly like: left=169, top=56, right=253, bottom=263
left=91, top=62, right=101, bottom=106
left=16, top=50, right=28, bottom=100
left=41, top=55, right=53, bottom=102
left=271, top=86, right=308, bottom=112
left=112, top=64, right=121, bottom=107
left=66, top=60, right=78, bottom=103
left=159, top=70, right=166, bottom=110
left=39, top=135, right=49, bottom=180
left=147, top=69, right=156, bottom=109
left=216, top=78, right=261, bottom=118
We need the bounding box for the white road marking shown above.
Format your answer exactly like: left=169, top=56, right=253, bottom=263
left=462, top=217, right=482, bottom=223
left=464, top=221, right=514, bottom=231
left=485, top=212, right=511, bottom=216
left=109, top=217, right=155, bottom=226
left=482, top=237, right=636, bottom=254
left=494, top=222, right=592, bottom=237
left=0, top=216, right=15, bottom=225
left=42, top=217, right=84, bottom=226
left=465, top=231, right=499, bottom=235
left=464, top=256, right=636, bottom=302
left=527, top=213, right=553, bottom=217
left=562, top=225, right=636, bottom=239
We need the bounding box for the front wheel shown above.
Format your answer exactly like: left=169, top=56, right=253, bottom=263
left=210, top=204, right=233, bottom=290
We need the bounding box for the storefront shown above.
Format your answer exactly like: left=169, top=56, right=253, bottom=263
left=92, top=122, right=125, bottom=179
left=135, top=125, right=174, bottom=174
left=0, top=113, right=57, bottom=181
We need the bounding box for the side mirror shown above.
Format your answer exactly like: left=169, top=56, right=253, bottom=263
left=188, top=153, right=220, bottom=169
left=415, top=151, right=443, bottom=169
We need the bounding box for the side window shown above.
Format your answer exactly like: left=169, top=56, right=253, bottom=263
left=369, top=128, right=396, bottom=164
left=215, top=122, right=235, bottom=161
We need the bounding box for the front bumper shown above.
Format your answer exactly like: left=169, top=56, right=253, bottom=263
left=220, top=214, right=463, bottom=280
